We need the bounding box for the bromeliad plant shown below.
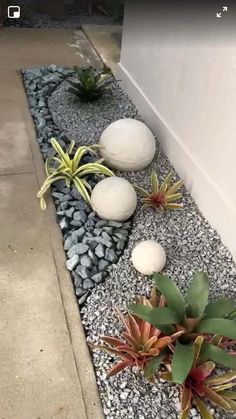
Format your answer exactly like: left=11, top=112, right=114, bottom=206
left=92, top=290, right=183, bottom=380
left=93, top=272, right=236, bottom=416
left=130, top=272, right=236, bottom=374
left=65, top=65, right=115, bottom=102
left=161, top=336, right=236, bottom=418
left=135, top=171, right=183, bottom=211
left=37, top=138, right=113, bottom=210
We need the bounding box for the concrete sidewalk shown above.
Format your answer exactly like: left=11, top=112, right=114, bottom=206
left=0, top=28, right=104, bottom=419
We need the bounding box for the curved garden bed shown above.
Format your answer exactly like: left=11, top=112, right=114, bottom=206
left=22, top=65, right=236, bottom=419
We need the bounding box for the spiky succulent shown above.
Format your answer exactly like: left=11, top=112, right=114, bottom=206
left=37, top=138, right=113, bottom=210
left=135, top=171, right=183, bottom=210
left=130, top=272, right=236, bottom=373
left=92, top=290, right=183, bottom=379
left=65, top=65, right=115, bottom=102
left=161, top=336, right=236, bottom=418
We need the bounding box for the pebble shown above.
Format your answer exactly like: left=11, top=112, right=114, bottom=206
left=59, top=217, right=69, bottom=231
left=65, top=207, right=74, bottom=218
left=98, top=259, right=109, bottom=271
left=78, top=291, right=89, bottom=306
left=64, top=235, right=77, bottom=251
left=71, top=271, right=83, bottom=288
left=73, top=210, right=87, bottom=223
left=95, top=244, right=105, bottom=258
left=80, top=254, right=92, bottom=268
left=105, top=248, right=118, bottom=263
left=66, top=254, right=79, bottom=271
left=67, top=243, right=89, bottom=258
left=83, top=278, right=94, bottom=290
left=92, top=272, right=104, bottom=284
left=72, top=227, right=86, bottom=239
left=76, top=265, right=90, bottom=279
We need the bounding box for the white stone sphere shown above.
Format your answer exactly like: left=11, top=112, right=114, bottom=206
left=91, top=176, right=137, bottom=221
left=131, top=240, right=166, bottom=275
left=100, top=118, right=156, bottom=171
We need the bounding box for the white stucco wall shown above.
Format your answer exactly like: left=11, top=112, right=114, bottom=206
left=118, top=2, right=236, bottom=260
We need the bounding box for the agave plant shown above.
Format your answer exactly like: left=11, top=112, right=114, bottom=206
left=92, top=290, right=183, bottom=380
left=130, top=272, right=236, bottom=379
left=37, top=138, right=113, bottom=210
left=161, top=336, right=236, bottom=418
left=135, top=171, right=183, bottom=211
left=65, top=65, right=115, bottom=102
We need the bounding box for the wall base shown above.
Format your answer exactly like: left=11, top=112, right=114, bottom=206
left=117, top=62, right=236, bottom=261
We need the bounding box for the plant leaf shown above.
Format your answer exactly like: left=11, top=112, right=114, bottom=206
left=196, top=318, right=236, bottom=339
left=172, top=342, right=194, bottom=384
left=219, top=391, right=236, bottom=400
left=180, top=407, right=190, bottom=419
left=129, top=304, right=179, bottom=329
left=153, top=273, right=186, bottom=323
left=204, top=298, right=236, bottom=319
left=181, top=386, right=192, bottom=411
left=159, top=172, right=173, bottom=193
left=194, top=395, right=213, bottom=418
left=185, top=272, right=209, bottom=318
left=202, top=386, right=231, bottom=410
left=150, top=171, right=159, bottom=194
left=200, top=343, right=236, bottom=369
left=205, top=371, right=236, bottom=386
left=144, top=353, right=165, bottom=379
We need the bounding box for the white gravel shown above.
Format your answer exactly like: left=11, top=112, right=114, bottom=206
left=49, top=73, right=236, bottom=419
left=48, top=79, right=138, bottom=144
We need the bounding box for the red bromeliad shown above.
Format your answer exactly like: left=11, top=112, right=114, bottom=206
left=92, top=291, right=183, bottom=378
left=135, top=171, right=183, bottom=211
left=161, top=337, right=236, bottom=418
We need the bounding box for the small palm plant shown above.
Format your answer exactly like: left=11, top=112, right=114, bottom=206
left=161, top=336, right=236, bottom=418
left=37, top=138, right=113, bottom=210
left=91, top=290, right=183, bottom=379
left=135, top=171, right=183, bottom=210
left=65, top=65, right=115, bottom=102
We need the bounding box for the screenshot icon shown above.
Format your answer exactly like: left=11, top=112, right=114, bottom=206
left=7, top=5, right=20, bottom=19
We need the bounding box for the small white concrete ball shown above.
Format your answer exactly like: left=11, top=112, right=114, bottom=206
left=131, top=240, right=166, bottom=275
left=91, top=176, right=137, bottom=221
left=100, top=118, right=156, bottom=171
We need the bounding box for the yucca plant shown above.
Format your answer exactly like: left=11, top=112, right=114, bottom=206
left=130, top=272, right=236, bottom=378
left=161, top=336, right=236, bottom=418
left=91, top=290, right=183, bottom=379
left=135, top=171, right=183, bottom=210
left=37, top=138, right=113, bottom=210
left=65, top=65, right=115, bottom=102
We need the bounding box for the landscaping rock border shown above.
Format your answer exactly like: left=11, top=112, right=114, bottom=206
left=23, top=65, right=236, bottom=419
left=22, top=65, right=133, bottom=306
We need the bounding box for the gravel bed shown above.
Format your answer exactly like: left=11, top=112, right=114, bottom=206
left=48, top=78, right=138, bottom=144
left=22, top=65, right=236, bottom=419
left=22, top=65, right=132, bottom=306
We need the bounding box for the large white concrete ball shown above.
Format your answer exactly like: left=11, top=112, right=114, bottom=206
left=91, top=176, right=137, bottom=221
left=100, top=118, right=156, bottom=171
left=131, top=240, right=166, bottom=275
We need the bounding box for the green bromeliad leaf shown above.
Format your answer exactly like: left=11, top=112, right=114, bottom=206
left=144, top=353, right=165, bottom=379
left=196, top=318, right=236, bottom=339
left=204, top=298, right=236, bottom=319
left=200, top=343, right=236, bottom=369
left=172, top=341, right=194, bottom=384
left=129, top=304, right=178, bottom=331
left=185, top=272, right=209, bottom=318
left=153, top=273, right=186, bottom=323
